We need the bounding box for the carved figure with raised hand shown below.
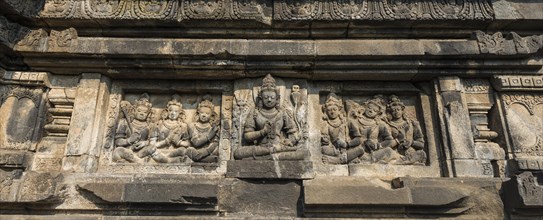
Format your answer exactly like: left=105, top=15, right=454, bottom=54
left=113, top=93, right=156, bottom=163
left=346, top=95, right=399, bottom=164
left=234, top=74, right=306, bottom=160
left=386, top=95, right=427, bottom=165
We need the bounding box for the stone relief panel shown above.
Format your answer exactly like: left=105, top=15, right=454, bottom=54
left=100, top=80, right=232, bottom=174
left=311, top=82, right=440, bottom=177
left=320, top=93, right=426, bottom=165
left=232, top=74, right=309, bottom=161
left=108, top=93, right=221, bottom=164
left=0, top=85, right=46, bottom=151
left=501, top=93, right=543, bottom=157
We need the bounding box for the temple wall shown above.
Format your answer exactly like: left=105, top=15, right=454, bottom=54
left=0, top=0, right=542, bottom=219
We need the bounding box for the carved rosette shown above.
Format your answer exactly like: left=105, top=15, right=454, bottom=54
left=180, top=0, right=227, bottom=20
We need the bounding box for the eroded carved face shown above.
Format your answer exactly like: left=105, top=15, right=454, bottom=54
left=198, top=107, right=212, bottom=123
left=261, top=90, right=278, bottom=109
left=135, top=106, right=150, bottom=121
left=390, top=105, right=404, bottom=120
left=168, top=105, right=181, bottom=120
left=326, top=105, right=340, bottom=120
left=364, top=103, right=380, bottom=119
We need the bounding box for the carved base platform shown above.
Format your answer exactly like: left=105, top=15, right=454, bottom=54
left=226, top=160, right=314, bottom=179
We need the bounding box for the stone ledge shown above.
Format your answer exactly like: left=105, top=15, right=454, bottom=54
left=303, top=176, right=503, bottom=218
left=226, top=160, right=313, bottom=179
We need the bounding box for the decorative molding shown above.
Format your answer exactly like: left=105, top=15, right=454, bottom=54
left=474, top=31, right=543, bottom=55
left=274, top=0, right=494, bottom=21
left=492, top=75, right=543, bottom=92
left=44, top=87, right=76, bottom=137
left=48, top=28, right=78, bottom=51
left=463, top=78, right=491, bottom=94
left=37, top=0, right=493, bottom=22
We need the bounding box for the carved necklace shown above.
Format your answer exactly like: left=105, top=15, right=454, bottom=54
left=259, top=108, right=280, bottom=120
left=162, top=119, right=180, bottom=130
left=388, top=119, right=409, bottom=130
left=131, top=120, right=148, bottom=129
left=194, top=122, right=211, bottom=133
left=358, top=116, right=377, bottom=127
left=327, top=118, right=343, bottom=128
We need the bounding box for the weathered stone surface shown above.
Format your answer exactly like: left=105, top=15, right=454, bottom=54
left=17, top=171, right=62, bottom=203
left=503, top=172, right=543, bottom=218
left=219, top=178, right=302, bottom=217
left=78, top=179, right=218, bottom=205
left=304, top=176, right=503, bottom=218
left=226, top=160, right=313, bottom=179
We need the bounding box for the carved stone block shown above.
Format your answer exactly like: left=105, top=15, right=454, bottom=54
left=100, top=80, right=232, bottom=174
left=311, top=81, right=440, bottom=177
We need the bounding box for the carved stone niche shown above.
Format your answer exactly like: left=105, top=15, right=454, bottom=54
left=99, top=80, right=233, bottom=174
left=227, top=74, right=313, bottom=179
left=310, top=81, right=441, bottom=177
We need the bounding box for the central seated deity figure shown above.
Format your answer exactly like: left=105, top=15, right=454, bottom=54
left=233, top=74, right=306, bottom=160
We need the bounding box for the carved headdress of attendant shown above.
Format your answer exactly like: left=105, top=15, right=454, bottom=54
left=322, top=93, right=345, bottom=121
left=387, top=95, right=407, bottom=120
left=131, top=93, right=152, bottom=122
left=166, top=94, right=185, bottom=122
left=195, top=95, right=217, bottom=123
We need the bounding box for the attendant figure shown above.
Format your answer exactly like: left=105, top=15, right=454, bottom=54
left=321, top=93, right=365, bottom=164
left=386, top=95, right=426, bottom=165
left=347, top=95, right=400, bottom=164
left=113, top=93, right=155, bottom=163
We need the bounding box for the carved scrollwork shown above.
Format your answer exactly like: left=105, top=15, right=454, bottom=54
left=232, top=0, right=268, bottom=23
left=48, top=28, right=78, bottom=50
left=180, top=0, right=226, bottom=20
left=502, top=94, right=543, bottom=115
left=82, top=0, right=130, bottom=18
left=275, top=0, right=494, bottom=21
left=274, top=0, right=322, bottom=20
left=132, top=0, right=177, bottom=19
left=4, top=85, right=43, bottom=107
left=41, top=0, right=78, bottom=18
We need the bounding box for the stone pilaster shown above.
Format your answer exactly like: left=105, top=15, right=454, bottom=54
left=63, top=73, right=110, bottom=173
